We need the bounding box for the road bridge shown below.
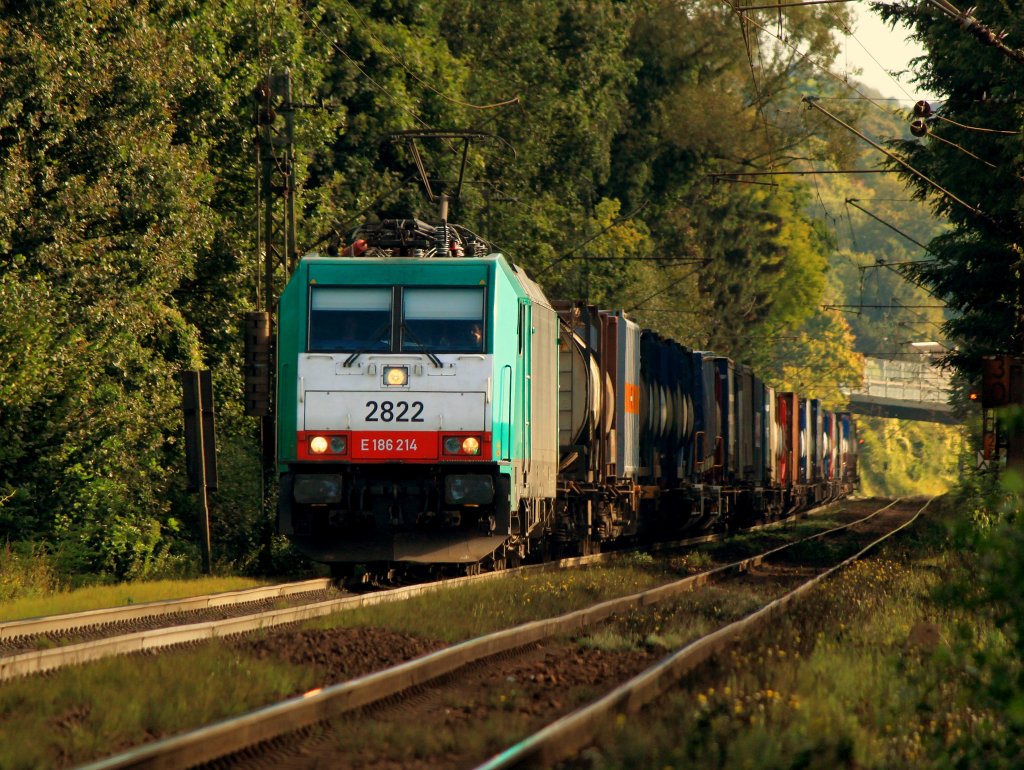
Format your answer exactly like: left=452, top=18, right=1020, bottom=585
left=844, top=356, right=958, bottom=425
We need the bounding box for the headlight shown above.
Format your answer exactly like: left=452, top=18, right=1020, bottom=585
left=443, top=435, right=482, bottom=456
left=306, top=433, right=347, bottom=457
left=383, top=365, right=408, bottom=387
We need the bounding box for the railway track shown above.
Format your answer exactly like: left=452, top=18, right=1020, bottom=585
left=0, top=498, right=857, bottom=681
left=72, top=497, right=925, bottom=770
left=0, top=579, right=335, bottom=652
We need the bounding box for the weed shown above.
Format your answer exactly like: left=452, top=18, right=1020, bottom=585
left=0, top=576, right=269, bottom=623
left=0, top=542, right=63, bottom=603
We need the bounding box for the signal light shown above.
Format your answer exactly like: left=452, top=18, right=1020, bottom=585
left=969, top=391, right=979, bottom=401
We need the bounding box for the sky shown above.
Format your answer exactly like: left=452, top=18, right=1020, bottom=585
left=836, top=4, right=940, bottom=102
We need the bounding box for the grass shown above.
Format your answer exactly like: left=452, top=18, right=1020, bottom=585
left=0, top=577, right=273, bottom=623
left=577, top=584, right=770, bottom=654
left=574, top=501, right=1014, bottom=770
left=0, top=643, right=316, bottom=770
left=306, top=557, right=681, bottom=641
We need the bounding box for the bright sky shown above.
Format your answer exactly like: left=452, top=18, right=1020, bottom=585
left=836, top=3, right=940, bottom=102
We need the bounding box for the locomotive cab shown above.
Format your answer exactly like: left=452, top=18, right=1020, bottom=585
left=275, top=220, right=557, bottom=566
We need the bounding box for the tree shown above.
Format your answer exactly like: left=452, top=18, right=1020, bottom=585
left=876, top=1, right=1024, bottom=374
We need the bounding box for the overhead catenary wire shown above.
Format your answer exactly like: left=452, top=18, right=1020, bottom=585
left=808, top=161, right=839, bottom=235
left=534, top=200, right=652, bottom=277
left=732, top=3, right=777, bottom=170
left=729, top=1, right=1024, bottom=166
left=550, top=256, right=709, bottom=263
left=802, top=96, right=999, bottom=229
left=863, top=259, right=936, bottom=268
left=844, top=198, right=936, bottom=255
left=734, top=0, right=857, bottom=9
left=299, top=7, right=460, bottom=155
left=933, top=113, right=1020, bottom=135
left=827, top=294, right=953, bottom=343
left=822, top=303, right=947, bottom=309
left=626, top=266, right=704, bottom=312
left=823, top=0, right=915, bottom=102
left=301, top=174, right=419, bottom=256
left=724, top=2, right=910, bottom=122
left=920, top=129, right=998, bottom=169
left=710, top=169, right=896, bottom=177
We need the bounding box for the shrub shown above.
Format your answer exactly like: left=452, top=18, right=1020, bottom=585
left=0, top=542, right=64, bottom=602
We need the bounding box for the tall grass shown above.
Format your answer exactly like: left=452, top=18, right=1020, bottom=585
left=0, top=540, right=272, bottom=622
left=0, top=542, right=64, bottom=603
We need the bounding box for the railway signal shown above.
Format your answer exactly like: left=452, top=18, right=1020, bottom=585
left=979, top=355, right=1024, bottom=473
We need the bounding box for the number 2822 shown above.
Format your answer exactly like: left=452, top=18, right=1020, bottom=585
left=365, top=400, right=425, bottom=423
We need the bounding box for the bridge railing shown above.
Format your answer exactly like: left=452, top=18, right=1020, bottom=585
left=846, top=357, right=952, bottom=405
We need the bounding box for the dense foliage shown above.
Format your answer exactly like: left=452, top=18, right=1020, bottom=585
left=877, top=2, right=1024, bottom=374
left=0, top=0, right=918, bottom=580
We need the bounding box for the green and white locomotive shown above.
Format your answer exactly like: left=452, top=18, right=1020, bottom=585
left=276, top=218, right=562, bottom=567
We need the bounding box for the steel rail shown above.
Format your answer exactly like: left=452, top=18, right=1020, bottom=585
left=0, top=498, right=847, bottom=678
left=0, top=579, right=334, bottom=640
left=73, top=497, right=895, bottom=770
left=475, top=496, right=934, bottom=769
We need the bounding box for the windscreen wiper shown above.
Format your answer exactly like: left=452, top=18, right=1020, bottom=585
left=342, top=322, right=393, bottom=367
left=401, top=324, right=443, bottom=368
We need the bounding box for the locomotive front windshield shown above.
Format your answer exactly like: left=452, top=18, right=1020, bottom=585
left=309, top=287, right=392, bottom=352
left=402, top=287, right=484, bottom=353
left=307, top=285, right=485, bottom=353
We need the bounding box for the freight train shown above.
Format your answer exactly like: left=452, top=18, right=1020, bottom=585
left=273, top=217, right=858, bottom=570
